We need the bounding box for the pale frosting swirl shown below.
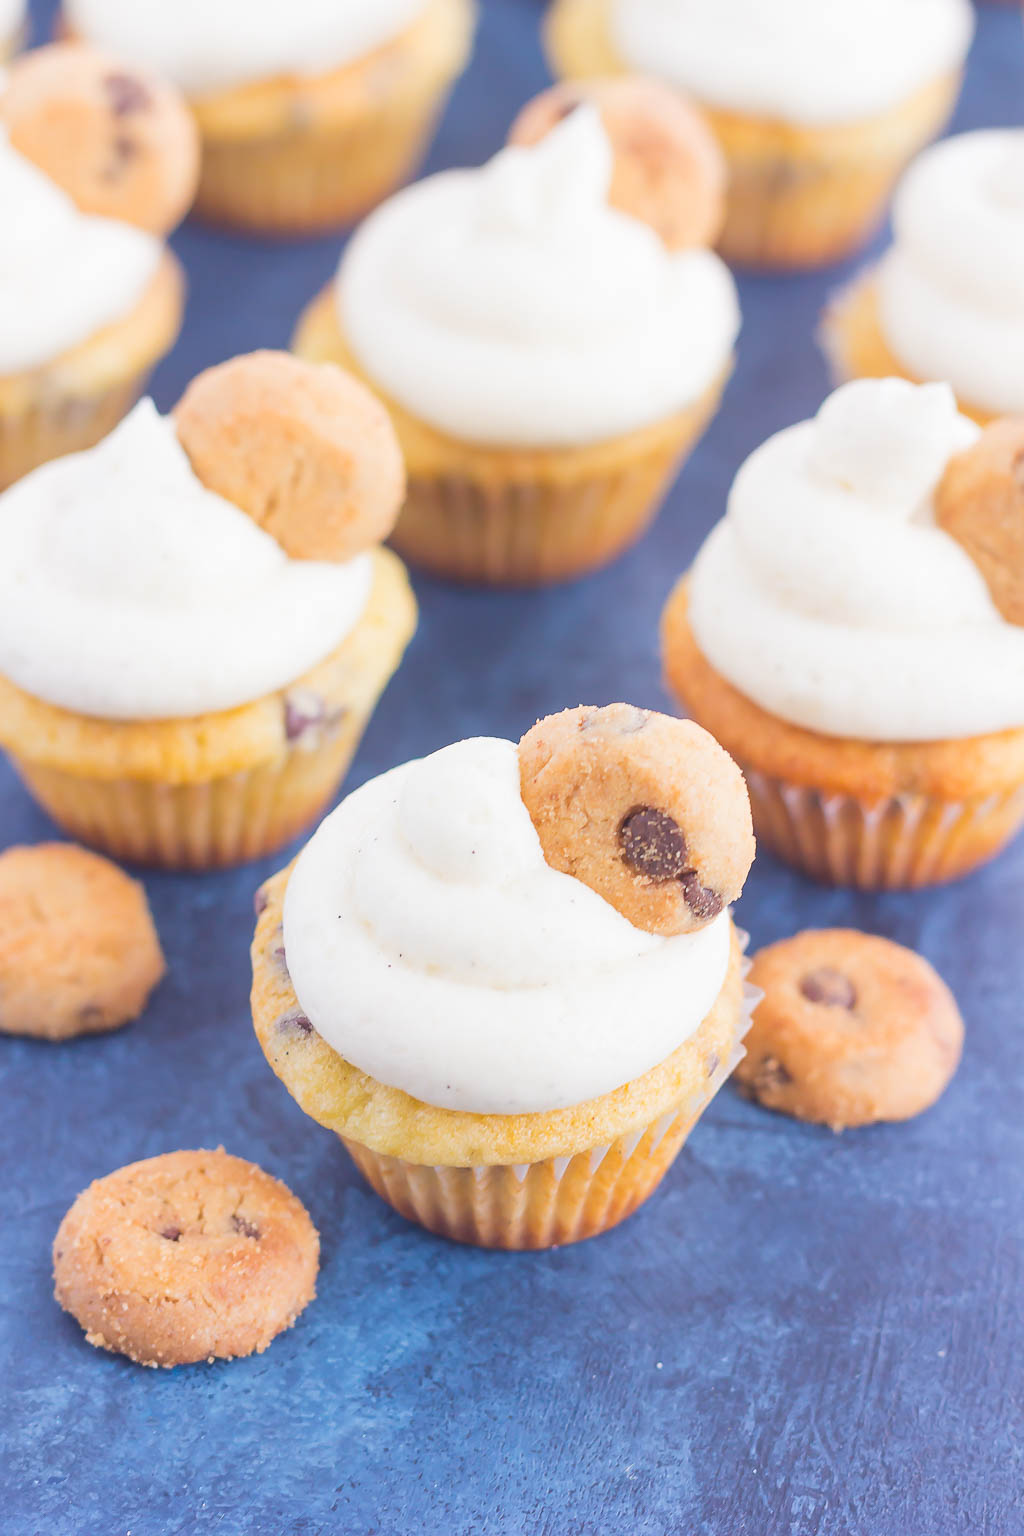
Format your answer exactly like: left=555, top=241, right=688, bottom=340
left=688, top=379, right=1024, bottom=743
left=283, top=736, right=733, bottom=1115
left=0, top=1, right=25, bottom=40
left=0, top=126, right=160, bottom=374
left=0, top=400, right=372, bottom=720
left=611, top=0, right=973, bottom=125
left=878, top=131, right=1024, bottom=416
left=64, top=0, right=428, bottom=96
left=337, top=108, right=739, bottom=447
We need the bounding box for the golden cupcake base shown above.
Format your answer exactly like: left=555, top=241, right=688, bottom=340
left=294, top=286, right=728, bottom=585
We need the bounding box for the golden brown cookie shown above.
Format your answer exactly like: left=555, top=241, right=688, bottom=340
left=508, top=78, right=726, bottom=251
left=518, top=704, right=754, bottom=936
left=0, top=43, right=199, bottom=234
left=934, top=417, right=1024, bottom=627
left=0, top=843, right=165, bottom=1041
left=736, top=929, right=964, bottom=1130
left=174, top=351, right=406, bottom=564
left=53, top=1149, right=319, bottom=1367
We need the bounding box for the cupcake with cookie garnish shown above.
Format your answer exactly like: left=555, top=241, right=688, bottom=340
left=252, top=704, right=758, bottom=1250
left=662, top=377, right=1024, bottom=889
left=823, top=130, right=1024, bottom=425
left=0, top=43, right=198, bottom=488
left=0, top=0, right=26, bottom=60
left=63, top=0, right=476, bottom=234
left=294, top=105, right=739, bottom=585
left=544, top=0, right=973, bottom=270
left=0, top=351, right=417, bottom=870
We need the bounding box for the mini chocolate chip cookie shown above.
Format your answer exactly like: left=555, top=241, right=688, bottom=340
left=736, top=929, right=964, bottom=1130
left=508, top=78, right=726, bottom=250
left=518, top=704, right=754, bottom=936
left=174, top=351, right=405, bottom=563
left=935, top=417, right=1024, bottom=626
left=0, top=842, right=165, bottom=1041
left=53, top=1149, right=319, bottom=1367
left=0, top=42, right=199, bottom=234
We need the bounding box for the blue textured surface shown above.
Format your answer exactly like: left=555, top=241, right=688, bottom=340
left=4, top=4, right=1024, bottom=1533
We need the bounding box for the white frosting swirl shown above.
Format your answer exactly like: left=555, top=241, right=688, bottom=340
left=0, top=1, right=25, bottom=41
left=688, top=379, right=1024, bottom=742
left=64, top=0, right=428, bottom=95
left=283, top=736, right=732, bottom=1115
left=337, top=109, right=739, bottom=447
left=611, top=0, right=973, bottom=125
left=0, top=127, right=161, bottom=374
left=0, top=400, right=373, bottom=720
left=878, top=131, right=1024, bottom=416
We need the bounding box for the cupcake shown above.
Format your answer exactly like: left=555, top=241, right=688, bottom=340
left=294, top=107, right=740, bottom=585
left=662, top=378, right=1024, bottom=889
left=544, top=0, right=974, bottom=270
left=63, top=0, right=476, bottom=234
left=0, top=43, right=198, bottom=488
left=0, top=0, right=26, bottom=59
left=252, top=705, right=757, bottom=1249
left=824, top=131, right=1024, bottom=425
left=0, top=352, right=417, bottom=870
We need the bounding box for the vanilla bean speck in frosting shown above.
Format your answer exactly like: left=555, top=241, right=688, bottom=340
left=282, top=736, right=733, bottom=1115
left=63, top=0, right=429, bottom=96
left=0, top=400, right=373, bottom=720
left=0, top=125, right=160, bottom=373
left=611, top=0, right=973, bottom=126
left=877, top=131, right=1024, bottom=417
left=687, top=379, right=1024, bottom=742
left=336, top=107, right=739, bottom=447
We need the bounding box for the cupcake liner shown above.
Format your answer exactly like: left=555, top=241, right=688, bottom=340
left=339, top=955, right=760, bottom=1251
left=0, top=372, right=150, bottom=491
left=744, top=769, right=1024, bottom=889
left=388, top=394, right=721, bottom=586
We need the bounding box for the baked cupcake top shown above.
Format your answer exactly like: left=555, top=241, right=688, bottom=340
left=64, top=0, right=429, bottom=96
left=280, top=709, right=752, bottom=1116
left=610, top=0, right=973, bottom=126
left=877, top=131, right=1024, bottom=417
left=687, top=378, right=1024, bottom=742
left=0, top=354, right=404, bottom=719
left=336, top=107, right=739, bottom=447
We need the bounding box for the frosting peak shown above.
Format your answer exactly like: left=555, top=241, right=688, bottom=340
left=338, top=110, right=739, bottom=447
left=0, top=401, right=373, bottom=720
left=283, top=737, right=733, bottom=1114
left=688, top=380, right=1024, bottom=743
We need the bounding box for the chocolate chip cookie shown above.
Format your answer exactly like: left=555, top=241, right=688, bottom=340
left=736, top=929, right=964, bottom=1130
left=935, top=417, right=1024, bottom=626
left=519, top=704, right=754, bottom=935
left=53, top=1149, right=319, bottom=1367
left=0, top=842, right=165, bottom=1041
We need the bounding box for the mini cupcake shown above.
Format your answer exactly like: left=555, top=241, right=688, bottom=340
left=252, top=705, right=757, bottom=1249
left=0, top=352, right=417, bottom=870
left=662, top=378, right=1024, bottom=888
left=544, top=0, right=974, bottom=270
left=824, top=131, right=1024, bottom=425
left=63, top=0, right=476, bottom=234
left=294, top=107, right=739, bottom=585
left=0, top=43, right=198, bottom=488
left=0, top=0, right=26, bottom=59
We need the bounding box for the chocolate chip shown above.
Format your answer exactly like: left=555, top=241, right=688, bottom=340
left=619, top=807, right=689, bottom=880
left=800, top=967, right=857, bottom=1009
left=253, top=886, right=269, bottom=918
left=705, top=1051, right=720, bottom=1078
left=284, top=690, right=326, bottom=742
left=160, top=1226, right=182, bottom=1242
left=231, top=1214, right=260, bottom=1240
left=277, top=1011, right=314, bottom=1037
left=272, top=944, right=288, bottom=975
left=78, top=1004, right=105, bottom=1028
left=679, top=871, right=723, bottom=921
left=113, top=135, right=137, bottom=163
left=104, top=72, right=152, bottom=115
left=754, top=1056, right=793, bottom=1092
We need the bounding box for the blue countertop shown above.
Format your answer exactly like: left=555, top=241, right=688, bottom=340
left=4, top=4, right=1024, bottom=1532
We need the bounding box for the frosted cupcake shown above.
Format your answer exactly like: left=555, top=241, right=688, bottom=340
left=252, top=705, right=757, bottom=1249
left=824, top=131, right=1024, bottom=424
left=0, top=44, right=198, bottom=488
left=0, top=353, right=417, bottom=870
left=294, top=108, right=739, bottom=585
left=1, top=0, right=26, bottom=59
left=544, top=0, right=973, bottom=269
left=662, top=378, right=1024, bottom=888
left=63, top=0, right=476, bottom=233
